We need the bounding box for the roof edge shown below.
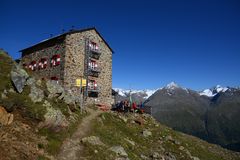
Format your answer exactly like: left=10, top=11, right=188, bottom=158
left=19, top=27, right=114, bottom=53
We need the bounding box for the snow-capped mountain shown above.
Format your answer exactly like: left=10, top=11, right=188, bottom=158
left=144, top=82, right=240, bottom=152
left=113, top=88, right=158, bottom=100
left=114, top=82, right=237, bottom=102
left=199, top=85, right=229, bottom=97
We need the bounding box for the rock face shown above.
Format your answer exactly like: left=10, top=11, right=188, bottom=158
left=21, top=28, right=113, bottom=107
left=0, top=106, right=14, bottom=125
left=10, top=64, right=29, bottom=93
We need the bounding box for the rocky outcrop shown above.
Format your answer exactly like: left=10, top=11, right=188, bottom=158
left=10, top=64, right=29, bottom=93
left=29, top=86, right=44, bottom=103
left=0, top=106, right=14, bottom=125
left=38, top=106, right=69, bottom=132
left=46, top=80, right=64, bottom=98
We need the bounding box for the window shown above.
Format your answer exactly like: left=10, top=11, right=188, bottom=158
left=29, top=61, right=37, bottom=71
left=38, top=58, right=47, bottom=69
left=51, top=76, right=59, bottom=84
left=89, top=41, right=99, bottom=51
left=51, top=54, right=61, bottom=67
left=88, top=60, right=98, bottom=70
left=88, top=80, right=97, bottom=90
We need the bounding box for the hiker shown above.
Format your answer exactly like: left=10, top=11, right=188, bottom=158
left=119, top=101, right=124, bottom=112
left=124, top=100, right=130, bottom=113
left=132, top=102, right=137, bottom=112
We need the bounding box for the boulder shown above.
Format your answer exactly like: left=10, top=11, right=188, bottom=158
left=38, top=107, right=69, bottom=132
left=10, top=64, right=29, bottom=93
left=29, top=86, right=44, bottom=103
left=109, top=146, right=128, bottom=157
left=142, top=130, right=152, bottom=137
left=81, top=136, right=105, bottom=146
left=46, top=80, right=64, bottom=98
left=0, top=106, right=14, bottom=125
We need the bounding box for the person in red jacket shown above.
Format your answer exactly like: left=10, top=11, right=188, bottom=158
left=132, top=102, right=137, bottom=112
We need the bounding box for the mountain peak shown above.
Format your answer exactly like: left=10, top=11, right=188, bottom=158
left=214, top=85, right=228, bottom=93
left=166, top=82, right=180, bottom=89
left=199, top=85, right=229, bottom=97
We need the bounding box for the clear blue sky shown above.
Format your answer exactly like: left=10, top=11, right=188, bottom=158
left=1, top=0, right=240, bottom=90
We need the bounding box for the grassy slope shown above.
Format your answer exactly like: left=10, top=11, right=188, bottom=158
left=0, top=50, right=87, bottom=159
left=81, top=112, right=240, bottom=160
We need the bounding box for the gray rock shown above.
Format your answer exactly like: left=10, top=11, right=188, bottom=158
left=43, top=100, right=52, bottom=107
left=10, top=64, right=29, bottom=93
left=142, top=130, right=152, bottom=137
left=109, top=146, right=128, bottom=157
left=179, top=146, right=185, bottom=150
left=1, top=92, right=7, bottom=99
left=8, top=88, right=15, bottom=93
left=38, top=107, right=69, bottom=132
left=46, top=80, right=64, bottom=98
left=81, top=136, right=105, bottom=146
left=29, top=86, right=44, bottom=103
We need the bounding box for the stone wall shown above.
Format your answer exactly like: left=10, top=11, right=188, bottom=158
left=21, top=41, right=66, bottom=85
left=64, top=30, right=112, bottom=106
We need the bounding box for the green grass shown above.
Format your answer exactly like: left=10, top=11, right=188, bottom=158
left=39, top=110, right=87, bottom=155
left=0, top=51, right=15, bottom=92
left=81, top=112, right=239, bottom=160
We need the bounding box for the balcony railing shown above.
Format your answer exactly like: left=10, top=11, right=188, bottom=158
left=89, top=48, right=101, bottom=59
left=88, top=86, right=100, bottom=92
left=89, top=66, right=101, bottom=73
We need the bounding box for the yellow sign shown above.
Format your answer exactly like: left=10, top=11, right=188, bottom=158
left=76, top=78, right=87, bottom=87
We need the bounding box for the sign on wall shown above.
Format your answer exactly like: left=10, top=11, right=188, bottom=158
left=76, top=78, right=87, bottom=87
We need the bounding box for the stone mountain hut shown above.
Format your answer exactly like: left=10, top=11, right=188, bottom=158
left=20, top=27, right=113, bottom=107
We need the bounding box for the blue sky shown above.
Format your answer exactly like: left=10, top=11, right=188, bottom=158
left=1, top=0, right=240, bottom=90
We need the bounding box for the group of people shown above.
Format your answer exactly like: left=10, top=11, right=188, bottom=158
left=114, top=100, right=144, bottom=114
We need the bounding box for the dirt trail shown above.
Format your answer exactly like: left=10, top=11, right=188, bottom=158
left=56, top=108, right=102, bottom=160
